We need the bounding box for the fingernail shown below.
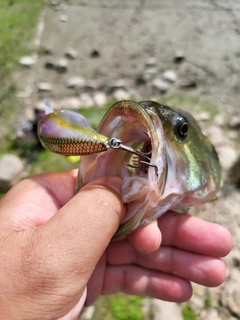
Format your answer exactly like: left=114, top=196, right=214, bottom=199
left=106, top=176, right=122, bottom=195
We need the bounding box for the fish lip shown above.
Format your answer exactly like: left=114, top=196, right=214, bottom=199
left=78, top=100, right=168, bottom=237
left=97, top=100, right=167, bottom=183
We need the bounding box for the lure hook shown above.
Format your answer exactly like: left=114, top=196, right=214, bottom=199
left=108, top=137, right=157, bottom=170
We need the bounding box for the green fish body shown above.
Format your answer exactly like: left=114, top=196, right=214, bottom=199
left=38, top=100, right=221, bottom=238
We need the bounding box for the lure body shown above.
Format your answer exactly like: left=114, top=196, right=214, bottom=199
left=38, top=109, right=109, bottom=156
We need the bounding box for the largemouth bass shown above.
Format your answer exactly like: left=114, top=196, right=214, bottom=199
left=38, top=100, right=221, bottom=238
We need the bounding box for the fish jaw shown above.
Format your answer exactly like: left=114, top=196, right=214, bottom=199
left=78, top=101, right=168, bottom=237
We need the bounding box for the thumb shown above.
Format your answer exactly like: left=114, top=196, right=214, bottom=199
left=35, top=176, right=125, bottom=286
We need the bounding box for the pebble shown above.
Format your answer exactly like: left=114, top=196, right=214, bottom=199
left=0, top=154, right=24, bottom=192
left=19, top=56, right=36, bottom=68
left=151, top=299, right=183, bottom=320
left=179, top=79, right=197, bottom=89
left=193, top=111, right=210, bottom=121
left=228, top=115, right=240, bottom=129
left=84, top=80, right=97, bottom=91
left=59, top=14, right=68, bottom=22
left=67, top=76, right=86, bottom=89
left=112, top=89, right=130, bottom=100
left=145, top=57, right=157, bottom=68
left=203, top=308, right=221, bottom=320
left=56, top=58, right=68, bottom=73
left=79, top=93, right=94, bottom=107
left=58, top=97, right=82, bottom=110
left=65, top=47, right=78, bottom=59
left=90, top=49, right=100, bottom=58
left=38, top=82, right=53, bottom=92
left=93, top=91, right=107, bottom=107
left=221, top=269, right=240, bottom=317
left=214, top=113, right=226, bottom=127
left=205, top=126, right=225, bottom=146
left=45, top=59, right=56, bottom=69
left=216, top=145, right=238, bottom=170
left=163, top=70, right=177, bottom=82
left=144, top=67, right=157, bottom=79
left=174, top=49, right=185, bottom=63
left=108, top=79, right=127, bottom=92
left=41, top=45, right=54, bottom=55
left=152, top=78, right=169, bottom=93
left=81, top=306, right=95, bottom=320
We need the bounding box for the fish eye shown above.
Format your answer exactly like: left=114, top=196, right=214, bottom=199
left=177, top=121, right=188, bottom=139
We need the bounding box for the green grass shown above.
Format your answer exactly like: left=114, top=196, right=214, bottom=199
left=107, top=294, right=144, bottom=320
left=0, top=0, right=45, bottom=137
left=182, top=304, right=197, bottom=320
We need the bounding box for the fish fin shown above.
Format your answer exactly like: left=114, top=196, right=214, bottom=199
left=44, top=99, right=54, bottom=115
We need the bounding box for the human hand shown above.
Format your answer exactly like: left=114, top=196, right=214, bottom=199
left=0, top=170, right=232, bottom=320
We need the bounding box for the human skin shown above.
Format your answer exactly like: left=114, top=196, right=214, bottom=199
left=0, top=170, right=232, bottom=319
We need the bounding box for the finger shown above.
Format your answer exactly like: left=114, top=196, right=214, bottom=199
left=107, top=241, right=227, bottom=287
left=98, top=265, right=192, bottom=304
left=0, top=170, right=79, bottom=229
left=127, top=220, right=161, bottom=253
left=158, top=212, right=233, bottom=257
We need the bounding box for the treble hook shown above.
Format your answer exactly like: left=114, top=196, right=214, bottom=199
left=108, top=137, right=157, bottom=169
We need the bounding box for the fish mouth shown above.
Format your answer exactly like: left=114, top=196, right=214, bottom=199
left=79, top=100, right=167, bottom=237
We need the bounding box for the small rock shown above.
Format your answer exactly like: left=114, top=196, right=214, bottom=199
left=152, top=78, right=169, bottom=93
left=144, top=67, right=157, bottom=79
left=81, top=306, right=95, bottom=320
left=214, top=113, right=226, bottom=127
left=108, top=79, right=127, bottom=93
left=90, top=49, right=100, bottom=58
left=0, top=154, right=25, bottom=192
left=57, top=97, right=82, bottom=110
left=145, top=57, right=157, bottom=68
left=135, top=74, right=147, bottom=86
left=230, top=248, right=240, bottom=267
left=163, top=70, right=177, bottom=82
left=204, top=308, right=221, bottom=320
left=67, top=76, right=85, bottom=89
left=189, top=294, right=205, bottom=311
left=93, top=91, right=107, bottom=107
left=79, top=93, right=94, bottom=107
left=174, top=50, right=185, bottom=63
left=15, top=127, right=38, bottom=147
left=56, top=58, right=68, bottom=73
left=151, top=299, right=183, bottom=320
left=38, top=82, right=53, bottom=92
left=217, top=145, right=238, bottom=171
left=228, top=115, right=240, bottom=129
left=41, top=45, right=54, bottom=55
left=113, top=89, right=130, bottom=100
left=205, top=126, right=225, bottom=146
left=65, top=47, right=78, bottom=59
left=221, top=269, right=240, bottom=317
left=19, top=56, right=36, bottom=68
left=193, top=111, right=210, bottom=121
left=179, top=79, right=197, bottom=89
left=84, top=80, right=97, bottom=91
left=45, top=59, right=56, bottom=69
left=59, top=14, right=68, bottom=22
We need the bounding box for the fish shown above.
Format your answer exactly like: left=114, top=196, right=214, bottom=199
left=38, top=100, right=221, bottom=238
